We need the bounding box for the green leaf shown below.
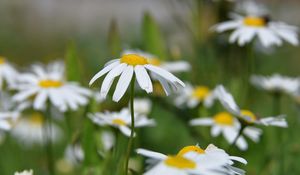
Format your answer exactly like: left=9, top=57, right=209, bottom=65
left=107, top=19, right=122, bottom=57
left=65, top=42, right=82, bottom=82
left=142, top=12, right=167, bottom=60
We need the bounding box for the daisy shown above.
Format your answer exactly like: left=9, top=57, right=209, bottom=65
left=14, top=170, right=33, bottom=175
left=212, top=7, right=299, bottom=47
left=11, top=112, right=62, bottom=146
left=250, top=74, right=299, bottom=95
left=190, top=112, right=262, bottom=150
left=174, top=83, right=217, bottom=108
left=64, top=143, right=84, bottom=166
left=89, top=53, right=185, bottom=102
left=137, top=144, right=247, bottom=175
left=0, top=56, right=19, bottom=89
left=12, top=61, right=92, bottom=112
left=0, top=92, right=20, bottom=131
left=215, top=85, right=288, bottom=127
left=88, top=108, right=155, bottom=137
left=122, top=49, right=191, bottom=73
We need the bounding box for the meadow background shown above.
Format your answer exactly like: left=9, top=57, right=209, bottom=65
left=1, top=0, right=300, bottom=175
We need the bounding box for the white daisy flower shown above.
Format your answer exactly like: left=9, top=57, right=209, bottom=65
left=190, top=112, right=262, bottom=150
left=137, top=144, right=247, bottom=175
left=213, top=12, right=299, bottom=47
left=174, top=83, right=217, bottom=108
left=12, top=61, right=92, bottom=112
left=14, top=170, right=33, bottom=175
left=250, top=74, right=299, bottom=95
left=0, top=92, right=20, bottom=131
left=89, top=54, right=185, bottom=102
left=133, top=98, right=152, bottom=115
left=215, top=85, right=288, bottom=127
left=0, top=56, right=19, bottom=89
left=88, top=108, right=155, bottom=137
left=64, top=143, right=84, bottom=166
left=122, top=49, right=191, bottom=73
left=11, top=113, right=62, bottom=146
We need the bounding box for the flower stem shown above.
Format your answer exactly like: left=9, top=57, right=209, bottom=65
left=42, top=107, right=55, bottom=175
left=124, top=76, right=136, bottom=175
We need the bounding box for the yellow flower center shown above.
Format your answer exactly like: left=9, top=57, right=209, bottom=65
left=192, top=86, right=210, bottom=100
left=243, top=17, right=266, bottom=27
left=148, top=58, right=162, bottom=66
left=164, top=155, right=196, bottom=169
left=29, top=113, right=44, bottom=125
left=214, top=112, right=234, bottom=126
left=0, top=56, right=6, bottom=65
left=112, top=119, right=127, bottom=126
left=120, top=54, right=148, bottom=66
left=240, top=110, right=257, bottom=123
left=39, top=79, right=63, bottom=88
left=177, top=145, right=205, bottom=156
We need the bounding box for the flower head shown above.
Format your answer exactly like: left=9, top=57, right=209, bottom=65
left=14, top=170, right=33, bottom=175
left=137, top=144, right=247, bottom=175
left=89, top=54, right=185, bottom=102
left=190, top=112, right=262, bottom=150
left=12, top=61, right=92, bottom=112
left=0, top=56, right=19, bottom=89
left=88, top=108, right=155, bottom=137
left=215, top=85, right=288, bottom=127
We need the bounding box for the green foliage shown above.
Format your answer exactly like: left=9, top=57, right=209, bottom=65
left=65, top=42, right=82, bottom=82
left=107, top=19, right=122, bottom=57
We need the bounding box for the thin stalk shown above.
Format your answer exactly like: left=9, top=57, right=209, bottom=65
left=42, top=107, right=55, bottom=175
left=229, top=124, right=246, bottom=151
left=124, top=76, right=136, bottom=175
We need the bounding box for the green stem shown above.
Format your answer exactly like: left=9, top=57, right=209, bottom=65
left=124, top=76, right=136, bottom=175
left=42, top=107, right=55, bottom=175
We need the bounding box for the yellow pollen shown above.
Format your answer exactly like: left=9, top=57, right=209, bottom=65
left=148, top=58, right=162, bottom=66
left=39, top=79, right=63, bottom=88
left=29, top=113, right=44, bottom=125
left=112, top=119, right=127, bottom=126
left=120, top=54, right=148, bottom=66
left=214, top=112, right=234, bottom=126
left=0, top=56, right=6, bottom=65
left=244, top=17, right=266, bottom=27
left=164, top=155, right=196, bottom=169
left=240, top=110, right=257, bottom=123
left=192, top=86, right=210, bottom=100
left=177, top=146, right=205, bottom=156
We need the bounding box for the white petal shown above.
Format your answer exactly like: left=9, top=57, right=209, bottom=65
left=230, top=156, right=247, bottom=164
left=135, top=65, right=153, bottom=93
left=112, top=66, right=134, bottom=102
left=189, top=118, right=214, bottom=126
left=119, top=125, right=133, bottom=137
left=136, top=148, right=167, bottom=160
left=33, top=90, right=48, bottom=110
left=211, top=126, right=222, bottom=137
left=89, top=61, right=120, bottom=86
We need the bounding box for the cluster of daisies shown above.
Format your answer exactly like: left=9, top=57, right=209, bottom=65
left=0, top=0, right=299, bottom=175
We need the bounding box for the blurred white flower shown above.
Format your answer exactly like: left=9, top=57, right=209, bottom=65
left=64, top=143, right=84, bottom=166
left=0, top=92, right=20, bottom=131
left=137, top=144, right=246, bottom=175
left=213, top=4, right=299, bottom=48
left=190, top=112, right=262, bottom=150
left=12, top=61, right=92, bottom=112
left=122, top=49, right=191, bottom=73
left=88, top=108, right=155, bottom=137
left=250, top=74, right=299, bottom=95
left=215, top=85, right=288, bottom=127
left=133, top=98, right=152, bottom=115
left=11, top=113, right=62, bottom=146
left=89, top=54, right=185, bottom=102
left=0, top=56, right=19, bottom=89
left=14, top=169, right=33, bottom=175
left=101, top=131, right=115, bottom=151
left=235, top=0, right=268, bottom=17
left=174, top=83, right=217, bottom=108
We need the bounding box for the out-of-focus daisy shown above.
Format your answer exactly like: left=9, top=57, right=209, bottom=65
left=89, top=53, right=185, bottom=102
left=215, top=85, right=288, bottom=127
left=137, top=144, right=246, bottom=175
left=0, top=92, right=20, bottom=131
left=14, top=169, right=33, bottom=175
left=64, top=143, right=84, bottom=166
left=213, top=4, right=299, bottom=47
left=11, top=112, right=62, bottom=146
left=12, top=61, right=91, bottom=112
left=174, top=83, right=217, bottom=108
left=0, top=56, right=18, bottom=89
left=89, top=108, right=155, bottom=137
left=190, top=112, right=262, bottom=150
left=133, top=98, right=152, bottom=115
left=101, top=131, right=115, bottom=151
left=250, top=74, right=299, bottom=95
left=122, top=49, right=191, bottom=73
